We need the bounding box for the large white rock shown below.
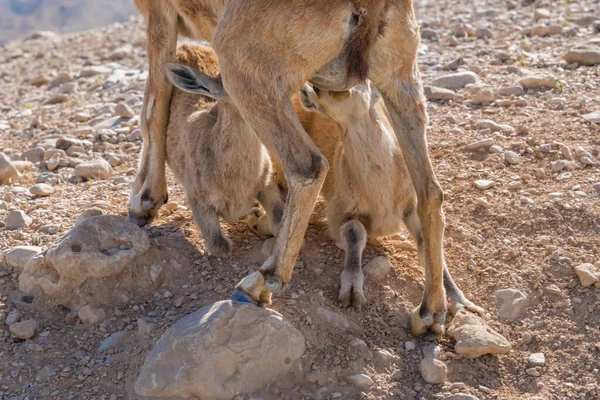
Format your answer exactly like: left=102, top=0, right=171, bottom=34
left=135, top=300, right=305, bottom=399
left=19, top=215, right=150, bottom=308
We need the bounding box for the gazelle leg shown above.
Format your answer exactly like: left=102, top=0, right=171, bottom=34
left=128, top=3, right=178, bottom=226
left=403, top=203, right=485, bottom=316
left=338, top=219, right=368, bottom=309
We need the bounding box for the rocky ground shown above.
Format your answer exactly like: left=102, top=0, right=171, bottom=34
left=0, top=0, right=600, bottom=399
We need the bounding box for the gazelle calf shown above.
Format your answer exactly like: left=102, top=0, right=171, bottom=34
left=165, top=44, right=283, bottom=258
left=299, top=82, right=484, bottom=319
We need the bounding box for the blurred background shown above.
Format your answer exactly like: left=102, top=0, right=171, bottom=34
left=0, top=0, right=137, bottom=44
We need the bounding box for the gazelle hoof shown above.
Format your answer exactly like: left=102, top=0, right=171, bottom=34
left=230, top=289, right=259, bottom=305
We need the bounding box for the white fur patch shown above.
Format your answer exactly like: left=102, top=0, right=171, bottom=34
left=146, top=95, right=154, bottom=122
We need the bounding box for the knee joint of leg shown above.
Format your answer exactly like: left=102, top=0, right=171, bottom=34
left=428, top=182, right=444, bottom=207
left=290, top=150, right=329, bottom=184
left=342, top=220, right=367, bottom=248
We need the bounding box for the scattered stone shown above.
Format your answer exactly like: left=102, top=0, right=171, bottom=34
left=21, top=147, right=45, bottom=163
left=5, top=210, right=33, bottom=230
left=346, top=374, right=373, bottom=388
left=474, top=180, right=495, bottom=190
left=593, top=182, right=600, bottom=199
left=534, top=8, right=550, bottom=19
left=4, top=308, right=21, bottom=327
left=498, top=86, right=524, bottom=97
left=109, top=44, right=134, bottom=61
left=507, top=181, right=523, bottom=190
left=583, top=112, right=600, bottom=124
left=504, top=151, right=521, bottom=165
left=419, top=358, right=447, bottom=384
left=466, top=139, right=494, bottom=151
left=30, top=183, right=54, bottom=197
left=75, top=207, right=105, bottom=225
left=47, top=153, right=60, bottom=171
left=531, top=25, right=550, bottom=37
left=99, top=331, right=129, bottom=352
left=9, top=319, right=38, bottom=339
left=573, top=264, right=599, bottom=287
left=44, top=94, right=69, bottom=105
left=115, top=103, right=135, bottom=118
left=552, top=160, right=567, bottom=172
left=78, top=305, right=107, bottom=325
left=447, top=310, right=512, bottom=358
left=519, top=75, right=556, bottom=90
left=494, top=288, right=528, bottom=320
left=0, top=153, right=19, bottom=185
left=137, top=318, right=157, bottom=337
left=471, top=88, right=497, bottom=105
left=424, top=86, right=458, bottom=101
left=420, top=28, right=438, bottom=40
left=528, top=353, right=546, bottom=366
left=74, top=159, right=113, bottom=180
left=405, top=341, right=416, bottom=351
left=364, top=256, right=392, bottom=281
left=135, top=301, right=305, bottom=399
left=432, top=72, right=478, bottom=90
left=316, top=307, right=349, bottom=329
left=3, top=246, right=42, bottom=270
left=564, top=45, right=600, bottom=66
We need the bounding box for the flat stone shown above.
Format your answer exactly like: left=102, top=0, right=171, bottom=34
left=495, top=288, right=528, bottom=320
left=528, top=352, right=546, bottom=366
left=3, top=246, right=42, bottom=270
left=21, top=147, right=45, bottom=163
left=78, top=305, right=107, bottom=325
left=447, top=310, right=512, bottom=358
left=465, top=139, right=494, bottom=151
left=564, top=45, right=600, bottom=66
left=99, top=331, right=129, bottom=352
left=9, top=319, right=37, bottom=339
left=5, top=210, right=32, bottom=230
left=498, top=86, right=524, bottom=97
left=346, top=374, right=373, bottom=388
left=364, top=256, right=392, bottom=281
left=432, top=72, right=478, bottom=90
left=443, top=395, right=481, bottom=400
left=424, top=86, right=458, bottom=101
left=74, top=159, right=112, bottom=180
left=30, top=183, right=54, bottom=197
left=474, top=180, right=495, bottom=190
left=5, top=310, right=20, bottom=326
left=519, top=75, right=556, bottom=90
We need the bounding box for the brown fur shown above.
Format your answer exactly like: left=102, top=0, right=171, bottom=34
left=299, top=82, right=485, bottom=314
left=131, top=0, right=483, bottom=335
left=165, top=43, right=283, bottom=258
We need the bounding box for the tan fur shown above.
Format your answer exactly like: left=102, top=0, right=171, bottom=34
left=298, top=83, right=485, bottom=315
left=131, top=0, right=483, bottom=335
left=165, top=43, right=282, bottom=258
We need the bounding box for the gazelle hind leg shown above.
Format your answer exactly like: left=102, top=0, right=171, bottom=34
left=191, top=202, right=232, bottom=258
left=338, top=219, right=368, bottom=309
left=403, top=203, right=485, bottom=317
